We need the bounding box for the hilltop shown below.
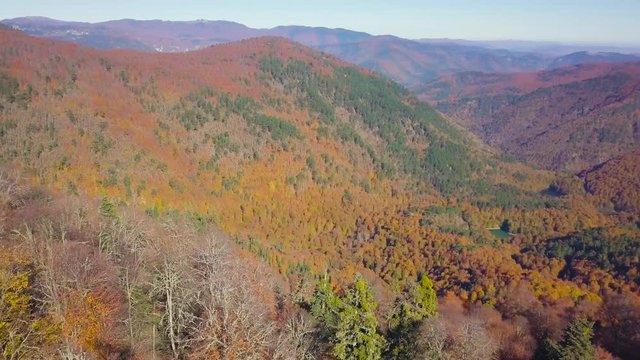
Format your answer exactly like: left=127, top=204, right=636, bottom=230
left=4, top=16, right=639, bottom=88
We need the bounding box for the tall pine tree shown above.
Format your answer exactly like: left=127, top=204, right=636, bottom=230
left=546, top=317, right=596, bottom=360
left=386, top=274, right=438, bottom=359
left=333, top=276, right=386, bottom=360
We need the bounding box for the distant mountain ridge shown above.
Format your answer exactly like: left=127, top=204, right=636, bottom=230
left=548, top=51, right=640, bottom=68
left=1, top=16, right=372, bottom=51
left=418, top=38, right=640, bottom=56
left=4, top=17, right=639, bottom=86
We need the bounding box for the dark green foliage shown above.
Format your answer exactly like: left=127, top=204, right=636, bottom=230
left=99, top=197, right=117, bottom=218
left=0, top=72, right=31, bottom=108
left=420, top=206, right=472, bottom=236
left=386, top=275, right=437, bottom=360
left=91, top=132, right=114, bottom=155
left=179, top=108, right=208, bottom=131
left=545, top=318, right=596, bottom=360
left=308, top=87, right=336, bottom=124
left=310, top=277, right=342, bottom=332
left=337, top=123, right=364, bottom=145
left=473, top=182, right=566, bottom=210
left=206, top=132, right=239, bottom=154
left=423, top=138, right=474, bottom=195
left=259, top=57, right=285, bottom=82
left=175, top=88, right=220, bottom=131
left=306, top=155, right=316, bottom=170
left=0, top=72, right=19, bottom=101
left=544, top=228, right=640, bottom=282
left=175, top=87, right=302, bottom=144
left=260, top=56, right=470, bottom=188
left=424, top=205, right=460, bottom=216
left=260, top=57, right=336, bottom=124
left=548, top=175, right=585, bottom=196
left=220, top=93, right=259, bottom=119
left=249, top=114, right=302, bottom=141
left=414, top=102, right=464, bottom=141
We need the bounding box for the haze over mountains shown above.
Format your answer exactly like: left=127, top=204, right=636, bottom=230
left=4, top=16, right=640, bottom=86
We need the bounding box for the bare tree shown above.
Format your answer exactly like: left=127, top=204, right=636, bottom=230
left=417, top=317, right=447, bottom=360
left=448, top=318, right=497, bottom=360
left=416, top=315, right=498, bottom=360
left=273, top=313, right=317, bottom=360
left=152, top=257, right=198, bottom=359
left=189, top=237, right=277, bottom=359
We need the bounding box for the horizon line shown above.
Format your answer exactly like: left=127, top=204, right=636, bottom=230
left=3, top=15, right=640, bottom=49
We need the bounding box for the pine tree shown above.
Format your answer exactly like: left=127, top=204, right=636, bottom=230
left=333, top=276, right=386, bottom=360
left=386, top=274, right=438, bottom=359
left=310, top=276, right=342, bottom=331
left=546, top=317, right=596, bottom=360
left=413, top=274, right=437, bottom=319
left=99, top=197, right=117, bottom=218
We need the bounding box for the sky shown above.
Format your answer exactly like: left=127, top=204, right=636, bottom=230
left=2, top=0, right=640, bottom=45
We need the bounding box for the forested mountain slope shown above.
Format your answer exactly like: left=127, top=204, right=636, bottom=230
left=0, top=28, right=638, bottom=359
left=418, top=62, right=640, bottom=171
left=580, top=149, right=640, bottom=214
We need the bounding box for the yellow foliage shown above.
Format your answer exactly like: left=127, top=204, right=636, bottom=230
left=63, top=291, right=111, bottom=352
left=0, top=256, right=59, bottom=358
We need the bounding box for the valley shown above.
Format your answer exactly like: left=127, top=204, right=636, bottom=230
left=417, top=62, right=640, bottom=172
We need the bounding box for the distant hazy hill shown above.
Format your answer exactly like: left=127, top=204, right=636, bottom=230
left=418, top=38, right=640, bottom=56
left=417, top=62, right=640, bottom=171
left=1, top=17, right=373, bottom=51
left=5, top=17, right=638, bottom=88
left=548, top=51, right=640, bottom=68
left=316, top=36, right=549, bottom=87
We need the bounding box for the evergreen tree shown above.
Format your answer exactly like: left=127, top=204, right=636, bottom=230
left=333, top=276, right=386, bottom=360
left=413, top=274, right=438, bottom=319
left=99, top=197, right=117, bottom=218
left=546, top=317, right=596, bottom=360
left=310, top=276, right=342, bottom=331
left=386, top=274, right=438, bottom=359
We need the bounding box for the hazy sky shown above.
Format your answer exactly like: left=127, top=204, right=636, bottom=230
left=3, top=0, right=640, bottom=45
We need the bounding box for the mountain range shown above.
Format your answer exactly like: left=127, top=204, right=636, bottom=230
left=4, top=16, right=640, bottom=86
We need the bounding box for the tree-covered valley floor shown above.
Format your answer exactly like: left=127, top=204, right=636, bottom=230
left=0, top=27, right=638, bottom=359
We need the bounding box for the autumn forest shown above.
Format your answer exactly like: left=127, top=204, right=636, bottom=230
left=0, top=17, right=639, bottom=360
